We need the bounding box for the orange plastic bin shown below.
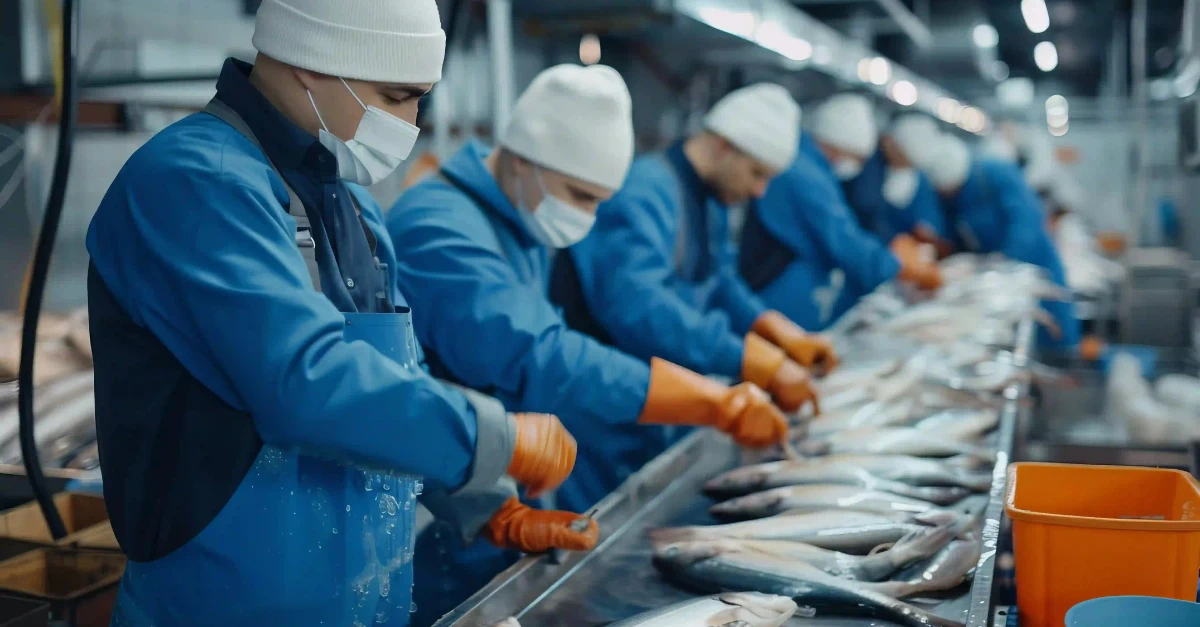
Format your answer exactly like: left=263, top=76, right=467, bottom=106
left=1006, top=462, right=1200, bottom=627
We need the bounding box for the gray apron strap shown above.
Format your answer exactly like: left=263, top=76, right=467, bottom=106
left=202, top=98, right=322, bottom=292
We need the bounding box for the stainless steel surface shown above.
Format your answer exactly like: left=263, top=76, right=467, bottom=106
left=1119, top=248, right=1195, bottom=347
left=437, top=319, right=1035, bottom=627
left=487, top=0, right=514, bottom=143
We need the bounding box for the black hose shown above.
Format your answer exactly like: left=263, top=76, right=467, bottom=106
left=18, top=0, right=79, bottom=541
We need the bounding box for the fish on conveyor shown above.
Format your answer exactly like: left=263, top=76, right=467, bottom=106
left=658, top=525, right=956, bottom=583
left=709, top=484, right=945, bottom=521
left=911, top=408, right=1000, bottom=440
left=806, top=398, right=922, bottom=438
left=797, top=426, right=994, bottom=460
left=877, top=537, right=984, bottom=599
left=652, top=541, right=965, bottom=627
left=704, top=456, right=991, bottom=499
left=649, top=510, right=958, bottom=554
left=817, top=358, right=904, bottom=397
left=607, top=592, right=798, bottom=627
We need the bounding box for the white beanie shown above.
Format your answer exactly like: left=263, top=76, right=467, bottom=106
left=703, top=83, right=801, bottom=172
left=889, top=114, right=941, bottom=166
left=253, top=0, right=446, bottom=84
left=500, top=64, right=634, bottom=191
left=925, top=133, right=972, bottom=191
left=810, top=93, right=878, bottom=158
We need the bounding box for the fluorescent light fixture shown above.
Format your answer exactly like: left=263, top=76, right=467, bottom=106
left=1045, top=94, right=1068, bottom=116
left=579, top=34, right=601, bottom=65
left=868, top=57, right=891, bottom=86
left=937, top=97, right=963, bottom=123
left=1049, top=122, right=1068, bottom=137
left=692, top=6, right=757, bottom=39
left=973, top=24, right=999, bottom=48
left=755, top=20, right=812, bottom=61
left=890, top=80, right=918, bottom=106
left=1034, top=41, right=1058, bottom=72
left=1021, top=0, right=1050, bottom=34
left=958, top=107, right=987, bottom=133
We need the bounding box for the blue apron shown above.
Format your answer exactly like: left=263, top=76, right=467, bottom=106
left=110, top=101, right=423, bottom=627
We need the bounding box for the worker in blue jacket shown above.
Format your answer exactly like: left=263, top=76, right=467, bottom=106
left=388, top=65, right=798, bottom=624
left=918, top=132, right=1081, bottom=348
left=552, top=83, right=840, bottom=407
left=84, top=2, right=592, bottom=625
left=739, top=94, right=943, bottom=331
left=842, top=116, right=948, bottom=245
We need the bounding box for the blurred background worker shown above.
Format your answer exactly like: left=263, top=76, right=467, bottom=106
left=550, top=83, right=832, bottom=411
left=843, top=114, right=951, bottom=248
left=83, top=1, right=588, bottom=625
left=918, top=133, right=1081, bottom=349
left=739, top=94, right=944, bottom=332
left=387, top=64, right=790, bottom=625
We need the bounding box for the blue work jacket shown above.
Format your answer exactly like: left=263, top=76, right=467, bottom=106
left=842, top=150, right=947, bottom=242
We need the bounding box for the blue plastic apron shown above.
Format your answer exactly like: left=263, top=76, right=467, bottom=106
left=110, top=101, right=423, bottom=627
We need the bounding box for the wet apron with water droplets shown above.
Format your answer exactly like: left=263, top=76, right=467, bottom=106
left=110, top=101, right=423, bottom=627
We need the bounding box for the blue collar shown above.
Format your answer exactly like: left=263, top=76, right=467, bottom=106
left=440, top=140, right=540, bottom=248
left=799, top=134, right=835, bottom=179
left=665, top=140, right=721, bottom=208
left=214, top=58, right=336, bottom=179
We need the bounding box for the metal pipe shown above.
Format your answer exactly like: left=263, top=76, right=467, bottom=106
left=873, top=0, right=933, bottom=49
left=1131, top=0, right=1149, bottom=245
left=487, top=0, right=514, bottom=142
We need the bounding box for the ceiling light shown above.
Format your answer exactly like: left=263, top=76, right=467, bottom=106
left=579, top=34, right=601, bottom=65
left=1045, top=94, right=1068, bottom=116
left=936, top=98, right=962, bottom=124
left=868, top=57, right=891, bottom=86
left=756, top=21, right=813, bottom=62
left=890, top=80, right=918, bottom=106
left=991, top=61, right=1010, bottom=81
left=973, top=24, right=999, bottom=48
left=1034, top=41, right=1058, bottom=72
left=959, top=107, right=987, bottom=134
left=1049, top=122, right=1068, bottom=137
left=1021, top=0, right=1050, bottom=34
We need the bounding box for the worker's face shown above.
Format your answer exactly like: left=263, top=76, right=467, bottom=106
left=712, top=140, right=776, bottom=205
left=295, top=69, right=432, bottom=141
left=513, top=157, right=613, bottom=215
left=880, top=135, right=913, bottom=168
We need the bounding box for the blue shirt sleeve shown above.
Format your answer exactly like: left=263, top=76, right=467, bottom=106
left=387, top=189, right=652, bottom=427
left=87, top=146, right=479, bottom=491
left=568, top=166, right=745, bottom=378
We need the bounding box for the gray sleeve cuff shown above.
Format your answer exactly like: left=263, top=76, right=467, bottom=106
left=421, top=476, right=518, bottom=544
left=441, top=382, right=517, bottom=495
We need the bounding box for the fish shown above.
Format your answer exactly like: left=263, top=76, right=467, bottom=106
left=879, top=537, right=984, bottom=598
left=912, top=408, right=1000, bottom=440
left=797, top=427, right=994, bottom=460
left=704, top=456, right=991, bottom=500
left=652, top=540, right=965, bottom=627
left=656, top=525, right=956, bottom=583
left=709, top=484, right=945, bottom=521
left=806, top=398, right=922, bottom=438
left=817, top=359, right=904, bottom=397
left=649, top=510, right=958, bottom=554
left=607, top=592, right=798, bottom=627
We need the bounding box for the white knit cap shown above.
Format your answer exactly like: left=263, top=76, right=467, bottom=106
left=889, top=114, right=941, bottom=166
left=500, top=64, right=634, bottom=191
left=703, top=83, right=801, bottom=172
left=810, top=93, right=877, bottom=158
left=252, top=0, right=446, bottom=84
left=925, top=133, right=972, bottom=191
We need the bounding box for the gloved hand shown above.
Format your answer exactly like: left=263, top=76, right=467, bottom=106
left=506, top=413, right=577, bottom=498
left=767, top=358, right=820, bottom=416
left=483, top=497, right=599, bottom=553
left=751, top=311, right=839, bottom=375
left=639, top=358, right=789, bottom=449
left=891, top=235, right=944, bottom=291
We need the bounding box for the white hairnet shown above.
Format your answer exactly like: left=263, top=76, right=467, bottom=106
left=924, top=133, right=972, bottom=191
left=810, top=93, right=878, bottom=158
left=703, top=83, right=802, bottom=172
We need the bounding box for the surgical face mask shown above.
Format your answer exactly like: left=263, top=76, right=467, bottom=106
left=882, top=167, right=920, bottom=208
left=307, top=78, right=420, bottom=186
left=517, top=167, right=597, bottom=249
left=832, top=157, right=864, bottom=181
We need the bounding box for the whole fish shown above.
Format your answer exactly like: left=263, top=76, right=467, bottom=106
left=817, top=359, right=904, bottom=397
left=656, top=525, right=956, bottom=583
left=649, top=510, right=957, bottom=554
left=652, top=541, right=965, bottom=627
left=797, top=427, right=994, bottom=460
left=912, top=408, right=999, bottom=441
left=806, top=398, right=922, bottom=438
left=607, top=592, right=798, bottom=627
left=709, top=484, right=945, bottom=521
left=878, top=537, right=983, bottom=599
left=704, top=457, right=989, bottom=500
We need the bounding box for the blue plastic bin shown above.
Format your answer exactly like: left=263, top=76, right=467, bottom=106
left=1066, top=596, right=1200, bottom=626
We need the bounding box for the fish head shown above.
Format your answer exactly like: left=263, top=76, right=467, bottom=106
left=703, top=463, right=782, bottom=497
left=651, top=540, right=724, bottom=566
left=708, top=593, right=798, bottom=627
left=708, top=491, right=784, bottom=520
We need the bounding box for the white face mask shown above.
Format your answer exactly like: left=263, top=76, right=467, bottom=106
left=307, top=78, right=420, bottom=186
left=882, top=167, right=920, bottom=208
left=517, top=167, right=597, bottom=249
left=832, top=157, right=864, bottom=181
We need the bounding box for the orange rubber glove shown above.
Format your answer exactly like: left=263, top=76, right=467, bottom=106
left=639, top=358, right=788, bottom=449
left=483, top=497, right=599, bottom=553
left=768, top=358, right=820, bottom=415
left=751, top=311, right=839, bottom=375
left=506, top=413, right=576, bottom=498
left=891, top=235, right=944, bottom=291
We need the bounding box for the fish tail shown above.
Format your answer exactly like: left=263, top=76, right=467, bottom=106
left=944, top=454, right=990, bottom=471
left=910, top=485, right=970, bottom=505
left=889, top=524, right=957, bottom=568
